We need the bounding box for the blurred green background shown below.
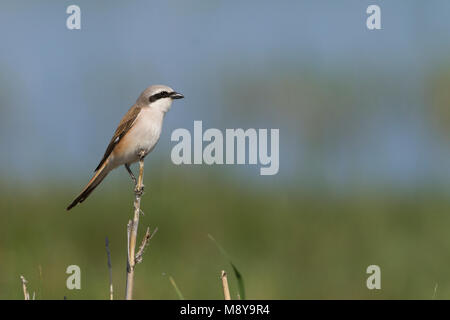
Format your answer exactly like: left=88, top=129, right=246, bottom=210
left=4, top=171, right=450, bottom=299
left=2, top=0, right=450, bottom=299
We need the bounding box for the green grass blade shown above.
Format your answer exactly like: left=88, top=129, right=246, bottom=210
left=208, top=234, right=246, bottom=300
left=230, top=262, right=245, bottom=300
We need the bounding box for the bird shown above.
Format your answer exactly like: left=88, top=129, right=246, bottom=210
left=67, top=85, right=184, bottom=211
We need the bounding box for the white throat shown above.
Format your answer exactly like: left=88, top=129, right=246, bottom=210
left=150, top=98, right=173, bottom=113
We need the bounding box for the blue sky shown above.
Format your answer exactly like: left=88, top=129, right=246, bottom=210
left=1, top=1, right=450, bottom=189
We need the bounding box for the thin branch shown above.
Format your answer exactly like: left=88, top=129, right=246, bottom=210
left=135, top=227, right=158, bottom=264
left=221, top=270, right=231, bottom=300
left=105, top=237, right=114, bottom=300
left=20, top=275, right=30, bottom=300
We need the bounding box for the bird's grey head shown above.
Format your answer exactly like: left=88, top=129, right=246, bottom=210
left=137, top=85, right=184, bottom=113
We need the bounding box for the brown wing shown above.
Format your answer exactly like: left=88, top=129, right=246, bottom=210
left=94, top=104, right=142, bottom=172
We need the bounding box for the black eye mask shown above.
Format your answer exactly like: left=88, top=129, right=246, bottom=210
left=149, top=91, right=170, bottom=103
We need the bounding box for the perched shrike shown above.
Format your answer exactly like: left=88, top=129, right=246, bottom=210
left=67, top=85, right=184, bottom=210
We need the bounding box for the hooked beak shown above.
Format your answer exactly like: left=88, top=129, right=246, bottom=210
left=170, top=92, right=184, bottom=99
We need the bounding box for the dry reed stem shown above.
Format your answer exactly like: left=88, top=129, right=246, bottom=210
left=221, top=270, right=231, bottom=300
left=20, top=275, right=30, bottom=300
left=125, top=152, right=148, bottom=300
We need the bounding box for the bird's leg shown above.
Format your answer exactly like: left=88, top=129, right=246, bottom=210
left=134, top=150, right=146, bottom=196
left=125, top=164, right=137, bottom=186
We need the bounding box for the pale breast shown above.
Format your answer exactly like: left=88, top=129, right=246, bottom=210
left=112, top=107, right=164, bottom=166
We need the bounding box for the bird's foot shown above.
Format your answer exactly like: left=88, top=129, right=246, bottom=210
left=135, top=184, right=145, bottom=196
left=138, top=149, right=146, bottom=159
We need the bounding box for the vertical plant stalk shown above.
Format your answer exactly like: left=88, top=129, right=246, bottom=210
left=20, top=275, right=30, bottom=300
left=221, top=270, right=231, bottom=300
left=105, top=237, right=114, bottom=300
left=125, top=152, right=146, bottom=300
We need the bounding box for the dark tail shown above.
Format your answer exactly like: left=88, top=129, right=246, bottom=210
left=67, top=160, right=110, bottom=211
